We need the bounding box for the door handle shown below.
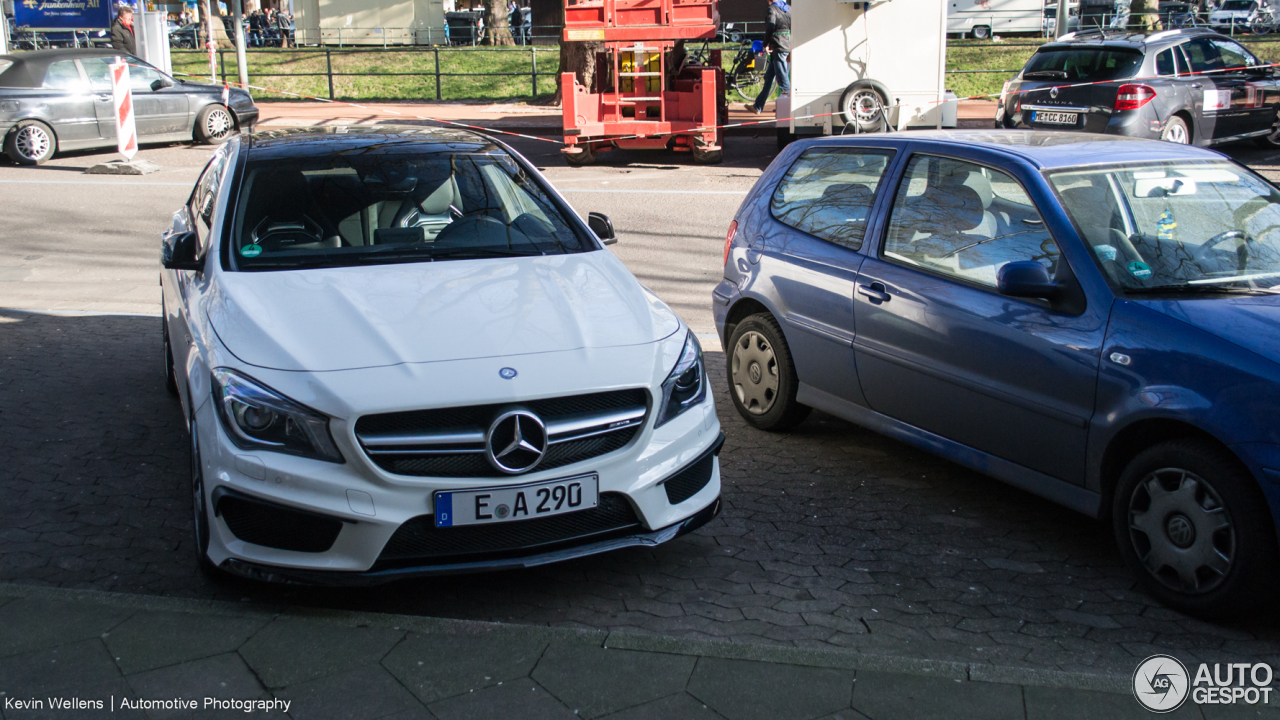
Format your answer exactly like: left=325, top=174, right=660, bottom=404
left=857, top=282, right=891, bottom=303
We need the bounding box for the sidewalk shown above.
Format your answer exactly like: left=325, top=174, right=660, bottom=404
left=253, top=100, right=999, bottom=136
left=0, top=583, right=1162, bottom=720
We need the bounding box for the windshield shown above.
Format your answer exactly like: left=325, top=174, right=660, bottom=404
left=230, top=147, right=592, bottom=270
left=1023, top=48, right=1143, bottom=82
left=1050, top=162, right=1280, bottom=294
left=1220, top=0, right=1255, bottom=10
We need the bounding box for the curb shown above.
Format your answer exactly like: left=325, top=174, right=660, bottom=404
left=0, top=582, right=1131, bottom=695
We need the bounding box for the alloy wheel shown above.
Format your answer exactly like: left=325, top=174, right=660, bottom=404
left=1162, top=122, right=1189, bottom=144
left=1128, top=468, right=1235, bottom=595
left=731, top=330, right=780, bottom=415
left=15, top=125, right=51, bottom=161
left=206, top=108, right=233, bottom=140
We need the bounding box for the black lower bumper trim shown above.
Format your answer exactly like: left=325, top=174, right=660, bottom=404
left=221, top=494, right=722, bottom=586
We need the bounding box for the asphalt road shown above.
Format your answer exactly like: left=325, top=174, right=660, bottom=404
left=6, top=131, right=1280, bottom=682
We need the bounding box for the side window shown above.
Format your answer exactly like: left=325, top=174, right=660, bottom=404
left=882, top=155, right=1059, bottom=288
left=1156, top=49, right=1176, bottom=77
left=79, top=57, right=116, bottom=92
left=190, top=150, right=230, bottom=253
left=42, top=60, right=85, bottom=91
left=127, top=63, right=163, bottom=91
left=769, top=148, right=895, bottom=251
left=1212, top=39, right=1256, bottom=69
left=1182, top=38, right=1222, bottom=74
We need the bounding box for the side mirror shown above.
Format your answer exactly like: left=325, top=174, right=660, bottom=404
left=997, top=260, right=1058, bottom=299
left=161, top=230, right=203, bottom=271
left=151, top=77, right=174, bottom=91
left=588, top=212, right=617, bottom=246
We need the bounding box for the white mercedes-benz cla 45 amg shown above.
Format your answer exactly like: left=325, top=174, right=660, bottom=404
left=160, top=127, right=723, bottom=583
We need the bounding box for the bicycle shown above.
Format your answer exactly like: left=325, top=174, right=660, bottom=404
left=726, top=40, right=765, bottom=103
left=1251, top=9, right=1277, bottom=33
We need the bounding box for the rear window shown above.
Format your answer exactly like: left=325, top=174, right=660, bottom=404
left=1023, top=48, right=1143, bottom=82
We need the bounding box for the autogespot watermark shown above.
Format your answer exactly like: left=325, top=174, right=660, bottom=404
left=1133, top=654, right=1276, bottom=713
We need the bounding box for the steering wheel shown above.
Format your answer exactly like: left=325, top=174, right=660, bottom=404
left=1193, top=230, right=1254, bottom=266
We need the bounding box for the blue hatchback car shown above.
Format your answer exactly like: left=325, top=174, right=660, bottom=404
left=714, top=130, right=1280, bottom=617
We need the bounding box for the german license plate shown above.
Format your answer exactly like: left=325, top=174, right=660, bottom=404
left=1033, top=111, right=1078, bottom=125
left=434, top=474, right=599, bottom=528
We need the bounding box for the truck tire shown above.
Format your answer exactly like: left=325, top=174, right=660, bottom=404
left=563, top=143, right=597, bottom=166
left=972, top=25, right=992, bottom=39
left=838, top=80, right=890, bottom=133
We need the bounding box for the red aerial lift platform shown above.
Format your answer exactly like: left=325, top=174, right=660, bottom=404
left=560, top=0, right=727, bottom=165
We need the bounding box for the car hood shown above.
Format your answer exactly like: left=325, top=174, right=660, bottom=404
left=207, top=251, right=682, bottom=372
left=1138, top=295, right=1280, bottom=363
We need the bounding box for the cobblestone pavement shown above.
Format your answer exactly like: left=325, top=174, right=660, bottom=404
left=6, top=310, right=1280, bottom=680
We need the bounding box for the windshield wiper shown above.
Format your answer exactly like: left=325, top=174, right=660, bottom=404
left=426, top=248, right=544, bottom=259
left=1125, top=284, right=1273, bottom=296
left=1023, top=70, right=1069, bottom=80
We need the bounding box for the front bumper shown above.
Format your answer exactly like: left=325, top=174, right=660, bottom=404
left=221, top=489, right=722, bottom=585
left=193, top=368, right=724, bottom=580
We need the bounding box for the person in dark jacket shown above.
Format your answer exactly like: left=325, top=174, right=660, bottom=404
left=110, top=6, right=136, bottom=55
left=748, top=0, right=791, bottom=114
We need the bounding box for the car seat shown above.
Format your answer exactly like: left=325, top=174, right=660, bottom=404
left=243, top=168, right=342, bottom=252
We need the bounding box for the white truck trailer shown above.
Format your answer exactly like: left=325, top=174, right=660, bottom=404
left=776, top=0, right=955, bottom=146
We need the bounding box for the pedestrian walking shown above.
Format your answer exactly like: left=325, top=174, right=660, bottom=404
left=507, top=2, right=526, bottom=44
left=110, top=5, right=136, bottom=55
left=274, top=9, right=293, bottom=48
left=747, top=0, right=791, bottom=114
left=248, top=10, right=264, bottom=48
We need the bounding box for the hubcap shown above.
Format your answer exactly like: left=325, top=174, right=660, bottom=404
left=206, top=109, right=233, bottom=139
left=15, top=125, right=50, bottom=160
left=732, top=330, right=780, bottom=415
left=1128, top=468, right=1235, bottom=595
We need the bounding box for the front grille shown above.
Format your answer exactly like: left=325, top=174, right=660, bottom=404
left=372, top=492, right=642, bottom=570
left=355, top=389, right=649, bottom=479
left=663, top=450, right=716, bottom=505
left=216, top=493, right=344, bottom=553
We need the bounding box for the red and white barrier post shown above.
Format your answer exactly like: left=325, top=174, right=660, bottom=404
left=109, top=60, right=138, bottom=161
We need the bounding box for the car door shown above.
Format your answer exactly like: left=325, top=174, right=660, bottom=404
left=80, top=55, right=187, bottom=140
left=749, top=144, right=900, bottom=405
left=851, top=148, right=1110, bottom=484
left=1211, top=37, right=1278, bottom=137
left=164, top=146, right=231, bottom=411
left=38, top=59, right=101, bottom=146
left=1180, top=36, right=1248, bottom=141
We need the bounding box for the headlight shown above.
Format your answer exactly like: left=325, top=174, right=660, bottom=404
left=654, top=331, right=706, bottom=429
left=211, top=368, right=343, bottom=463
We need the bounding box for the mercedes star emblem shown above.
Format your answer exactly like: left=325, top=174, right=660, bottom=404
left=485, top=410, right=548, bottom=474
left=499, top=367, right=518, bottom=379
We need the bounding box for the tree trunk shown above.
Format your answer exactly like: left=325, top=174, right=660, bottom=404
left=208, top=1, right=235, bottom=50
left=557, top=41, right=604, bottom=104
left=1128, top=0, right=1160, bottom=30
left=483, top=0, right=516, bottom=45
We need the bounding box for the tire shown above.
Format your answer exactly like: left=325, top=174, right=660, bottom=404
left=193, top=104, right=235, bottom=145
left=692, top=145, right=722, bottom=165
left=163, top=315, right=179, bottom=397
left=4, top=120, right=57, bottom=165
left=1254, top=127, right=1280, bottom=147
left=1160, top=115, right=1190, bottom=144
left=838, top=81, right=889, bottom=133
left=1111, top=439, right=1279, bottom=618
left=563, top=143, right=597, bottom=166
left=727, top=314, right=811, bottom=431
left=190, top=405, right=223, bottom=579
left=972, top=25, right=992, bottom=39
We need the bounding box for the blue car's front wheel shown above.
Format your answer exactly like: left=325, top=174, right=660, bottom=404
left=1113, top=439, right=1278, bottom=618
